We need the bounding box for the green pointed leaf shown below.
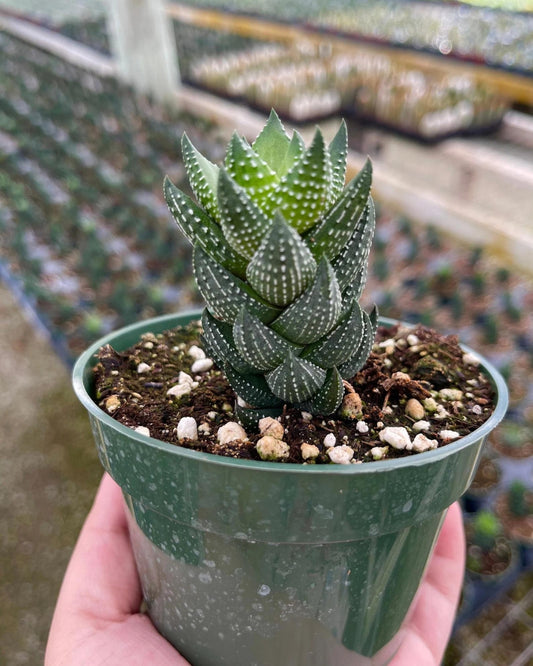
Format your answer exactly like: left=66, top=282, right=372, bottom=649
left=328, top=120, right=347, bottom=204
left=246, top=213, right=317, bottom=306
left=252, top=110, right=291, bottom=176
left=233, top=307, right=300, bottom=372
left=266, top=352, right=326, bottom=404
left=181, top=133, right=220, bottom=222
left=271, top=257, right=342, bottom=345
left=201, top=309, right=255, bottom=375
left=225, top=132, right=278, bottom=215
left=300, top=367, right=344, bottom=416
left=338, top=306, right=378, bottom=379
left=302, top=300, right=364, bottom=368
left=275, top=128, right=332, bottom=233
left=305, top=158, right=372, bottom=261
left=217, top=168, right=273, bottom=259
left=193, top=246, right=281, bottom=324
left=164, top=177, right=247, bottom=278
left=332, top=197, right=375, bottom=292
left=234, top=402, right=283, bottom=430
left=277, top=130, right=305, bottom=179
left=225, top=363, right=283, bottom=409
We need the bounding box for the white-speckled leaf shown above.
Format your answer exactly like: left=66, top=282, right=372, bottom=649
left=193, top=246, right=280, bottom=324
left=225, top=132, right=278, bottom=215
left=328, top=120, right=347, bottom=204
left=332, top=197, right=375, bottom=292
left=164, top=177, right=247, bottom=278
left=338, top=306, right=378, bottom=379
left=201, top=309, right=255, bottom=374
left=271, top=257, right=342, bottom=345
left=251, top=109, right=291, bottom=177
left=181, top=133, right=220, bottom=222
left=233, top=307, right=300, bottom=372
left=224, top=363, right=283, bottom=408
left=300, top=366, right=344, bottom=416
left=302, top=300, right=364, bottom=368
left=218, top=168, right=273, bottom=259
left=266, top=352, right=326, bottom=404
left=275, top=128, right=332, bottom=233
left=305, top=158, right=372, bottom=261
left=277, top=130, right=305, bottom=179
left=246, top=213, right=317, bottom=306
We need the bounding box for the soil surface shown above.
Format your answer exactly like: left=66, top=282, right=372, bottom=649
left=93, top=318, right=495, bottom=464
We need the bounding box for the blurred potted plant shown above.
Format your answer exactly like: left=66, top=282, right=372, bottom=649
left=495, top=481, right=533, bottom=567
left=73, top=111, right=507, bottom=666
left=466, top=510, right=518, bottom=584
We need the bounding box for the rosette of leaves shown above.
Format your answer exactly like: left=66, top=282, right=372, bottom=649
left=165, top=111, right=377, bottom=425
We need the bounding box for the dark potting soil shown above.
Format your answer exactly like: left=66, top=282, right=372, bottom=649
left=93, top=319, right=495, bottom=464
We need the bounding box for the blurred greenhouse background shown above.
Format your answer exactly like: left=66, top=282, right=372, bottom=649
left=1, top=1, right=533, bottom=664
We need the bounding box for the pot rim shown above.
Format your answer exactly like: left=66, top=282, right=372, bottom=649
left=73, top=310, right=509, bottom=475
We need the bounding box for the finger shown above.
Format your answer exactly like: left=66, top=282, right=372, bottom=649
left=54, top=473, right=142, bottom=624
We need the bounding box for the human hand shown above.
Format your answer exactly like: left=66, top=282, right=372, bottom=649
left=392, top=501, right=465, bottom=665
left=46, top=474, right=464, bottom=666
left=45, top=473, right=190, bottom=666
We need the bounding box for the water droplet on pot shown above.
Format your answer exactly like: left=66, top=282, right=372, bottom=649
left=258, top=584, right=271, bottom=596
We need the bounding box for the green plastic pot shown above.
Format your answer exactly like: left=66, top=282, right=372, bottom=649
left=73, top=311, right=508, bottom=666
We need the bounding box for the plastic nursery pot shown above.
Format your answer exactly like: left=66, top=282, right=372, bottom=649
left=461, top=455, right=501, bottom=514
left=73, top=311, right=508, bottom=666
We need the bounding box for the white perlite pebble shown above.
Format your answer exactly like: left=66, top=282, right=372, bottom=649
left=137, top=362, right=151, bottom=374
left=370, top=446, right=389, bottom=460
left=134, top=426, right=150, bottom=437
left=439, top=388, right=463, bottom=401
left=198, top=423, right=211, bottom=435
left=179, top=371, right=195, bottom=386
left=207, top=411, right=218, bottom=420
left=407, top=334, right=419, bottom=346
left=412, top=434, right=438, bottom=452
left=472, top=404, right=483, bottom=415
left=167, top=383, right=192, bottom=399
left=439, top=430, right=461, bottom=442
left=301, top=411, right=313, bottom=422
left=463, top=352, right=480, bottom=366
left=301, top=443, right=320, bottom=461
left=256, top=436, right=289, bottom=461
left=328, top=445, right=354, bottom=464
left=413, top=420, right=431, bottom=432
left=356, top=421, right=369, bottom=434
left=188, top=345, right=206, bottom=360
left=434, top=405, right=449, bottom=420
left=379, top=426, right=411, bottom=450
left=423, top=397, right=438, bottom=413
left=217, top=422, right=248, bottom=445
left=191, top=358, right=213, bottom=373
left=258, top=417, right=284, bottom=440
left=176, top=417, right=198, bottom=442
left=323, top=433, right=337, bottom=448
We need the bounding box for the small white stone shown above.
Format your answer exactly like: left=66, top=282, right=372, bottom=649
left=379, top=426, right=411, bottom=450
left=405, top=398, right=425, bottom=420
left=137, top=362, right=151, bottom=374
left=207, top=411, right=218, bottom=420
left=370, top=446, right=389, bottom=460
left=191, top=358, right=213, bottom=373
left=167, top=383, right=192, bottom=399
left=382, top=405, right=393, bottom=415
left=143, top=341, right=154, bottom=349
left=256, top=436, right=289, bottom=461
left=376, top=421, right=384, bottom=429
left=472, top=404, right=483, bottom=415
left=198, top=422, right=211, bottom=435
left=412, top=433, right=438, bottom=452
left=188, top=344, right=206, bottom=360
left=434, top=405, right=449, bottom=420
left=379, top=338, right=396, bottom=349
left=423, top=397, right=438, bottom=413
left=328, top=445, right=354, bottom=464
left=105, top=395, right=120, bottom=412
left=258, top=417, right=284, bottom=440
left=413, top=420, right=431, bottom=432
left=407, top=334, right=420, bottom=346
left=177, top=417, right=198, bottom=442
left=439, top=430, right=461, bottom=442
left=301, top=411, right=313, bottom=422
left=356, top=421, right=369, bottom=434
left=463, top=352, right=480, bottom=366
left=301, top=442, right=320, bottom=461
left=134, top=426, right=150, bottom=437
left=217, top=422, right=248, bottom=445
left=323, top=433, right=337, bottom=448
left=179, top=371, right=195, bottom=386
left=439, top=388, right=463, bottom=401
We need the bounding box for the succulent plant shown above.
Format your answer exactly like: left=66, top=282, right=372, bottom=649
left=165, top=110, right=376, bottom=423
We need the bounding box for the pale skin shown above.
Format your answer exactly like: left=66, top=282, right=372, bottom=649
left=46, top=473, right=465, bottom=666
